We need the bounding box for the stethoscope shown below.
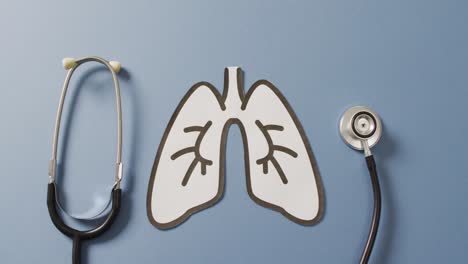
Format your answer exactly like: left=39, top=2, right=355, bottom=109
left=339, top=106, right=383, bottom=264
left=47, top=56, right=124, bottom=264
left=46, top=58, right=381, bottom=264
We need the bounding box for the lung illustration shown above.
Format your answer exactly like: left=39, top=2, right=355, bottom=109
left=147, top=67, right=324, bottom=229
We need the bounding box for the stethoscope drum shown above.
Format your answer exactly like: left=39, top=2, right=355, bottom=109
left=339, top=106, right=382, bottom=151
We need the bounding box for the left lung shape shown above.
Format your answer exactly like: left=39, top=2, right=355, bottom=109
left=147, top=67, right=323, bottom=229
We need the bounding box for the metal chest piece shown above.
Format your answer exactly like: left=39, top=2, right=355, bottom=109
left=339, top=106, right=382, bottom=153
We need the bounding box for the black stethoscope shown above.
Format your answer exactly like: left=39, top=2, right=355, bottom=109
left=340, top=106, right=383, bottom=264
left=47, top=56, right=124, bottom=264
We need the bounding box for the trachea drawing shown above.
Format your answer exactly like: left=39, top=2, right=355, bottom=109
left=147, top=67, right=324, bottom=229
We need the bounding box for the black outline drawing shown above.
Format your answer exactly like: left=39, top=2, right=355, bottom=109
left=147, top=68, right=325, bottom=229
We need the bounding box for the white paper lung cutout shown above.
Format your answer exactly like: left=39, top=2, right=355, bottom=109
left=147, top=67, right=324, bottom=229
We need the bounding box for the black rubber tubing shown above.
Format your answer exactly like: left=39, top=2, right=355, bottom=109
left=72, top=235, right=81, bottom=264
left=47, top=183, right=122, bottom=264
left=360, top=155, right=381, bottom=264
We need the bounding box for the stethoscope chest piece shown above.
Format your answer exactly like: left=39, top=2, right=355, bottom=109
left=339, top=106, right=382, bottom=151
left=339, top=105, right=383, bottom=264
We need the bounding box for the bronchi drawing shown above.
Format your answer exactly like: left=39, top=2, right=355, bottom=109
left=147, top=67, right=324, bottom=229
left=170, top=121, right=214, bottom=186
left=255, top=120, right=298, bottom=184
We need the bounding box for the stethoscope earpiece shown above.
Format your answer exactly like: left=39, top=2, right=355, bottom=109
left=339, top=106, right=382, bottom=156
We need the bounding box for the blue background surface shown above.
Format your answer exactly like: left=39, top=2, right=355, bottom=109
left=1, top=1, right=467, bottom=263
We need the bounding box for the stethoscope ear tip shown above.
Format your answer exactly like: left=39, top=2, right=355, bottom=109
left=339, top=106, right=382, bottom=152
left=62, top=57, right=77, bottom=70
left=109, top=61, right=122, bottom=73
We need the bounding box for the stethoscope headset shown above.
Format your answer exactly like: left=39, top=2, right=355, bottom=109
left=340, top=106, right=383, bottom=264
left=47, top=56, right=124, bottom=264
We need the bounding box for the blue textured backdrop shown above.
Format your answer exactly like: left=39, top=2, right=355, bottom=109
left=1, top=1, right=467, bottom=263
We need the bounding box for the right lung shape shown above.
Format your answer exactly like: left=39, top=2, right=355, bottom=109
left=147, top=67, right=324, bottom=229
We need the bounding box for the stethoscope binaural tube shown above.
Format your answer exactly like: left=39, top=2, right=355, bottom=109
left=47, top=56, right=124, bottom=264
left=339, top=106, right=383, bottom=264
left=49, top=56, right=123, bottom=187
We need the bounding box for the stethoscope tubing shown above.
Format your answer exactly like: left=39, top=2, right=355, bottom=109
left=360, top=155, right=381, bottom=264
left=47, top=183, right=121, bottom=264
left=47, top=183, right=122, bottom=239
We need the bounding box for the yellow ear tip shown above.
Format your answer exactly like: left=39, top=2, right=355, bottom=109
left=109, top=61, right=122, bottom=73
left=62, top=57, right=77, bottom=70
